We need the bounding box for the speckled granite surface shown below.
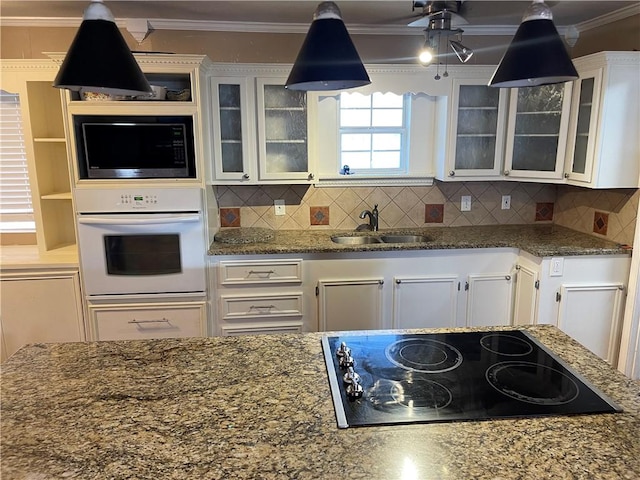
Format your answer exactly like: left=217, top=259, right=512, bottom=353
left=2, top=325, right=639, bottom=480
left=209, top=224, right=631, bottom=257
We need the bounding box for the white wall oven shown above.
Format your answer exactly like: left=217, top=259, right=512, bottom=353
left=75, top=188, right=206, bottom=296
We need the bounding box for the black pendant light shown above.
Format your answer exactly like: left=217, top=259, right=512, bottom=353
left=489, top=0, right=578, bottom=88
left=286, top=1, right=370, bottom=91
left=53, top=0, right=152, bottom=96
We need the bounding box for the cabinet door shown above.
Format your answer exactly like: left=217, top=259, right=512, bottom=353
left=210, top=77, right=256, bottom=182
left=512, top=263, right=539, bottom=326
left=564, top=69, right=602, bottom=184
left=256, top=78, right=314, bottom=182
left=0, top=272, right=85, bottom=359
left=466, top=274, right=514, bottom=327
left=317, top=278, right=383, bottom=331
left=392, top=275, right=459, bottom=329
left=504, top=83, right=572, bottom=180
left=445, top=80, right=507, bottom=180
left=557, top=284, right=625, bottom=365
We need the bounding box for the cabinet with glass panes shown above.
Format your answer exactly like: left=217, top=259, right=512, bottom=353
left=208, top=65, right=316, bottom=184
left=440, top=78, right=509, bottom=181
left=564, top=51, right=639, bottom=188
left=503, top=83, right=572, bottom=181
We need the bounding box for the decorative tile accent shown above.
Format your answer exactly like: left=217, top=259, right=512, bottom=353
left=535, top=202, right=554, bottom=222
left=593, top=211, right=609, bottom=236
left=310, top=206, right=330, bottom=226
left=219, top=207, right=240, bottom=227
left=425, top=204, right=444, bottom=223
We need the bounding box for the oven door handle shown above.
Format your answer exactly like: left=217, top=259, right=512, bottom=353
left=77, top=214, right=201, bottom=226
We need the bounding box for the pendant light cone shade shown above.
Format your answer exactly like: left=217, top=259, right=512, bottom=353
left=53, top=1, right=151, bottom=96
left=489, top=1, right=578, bottom=88
left=286, top=2, right=370, bottom=91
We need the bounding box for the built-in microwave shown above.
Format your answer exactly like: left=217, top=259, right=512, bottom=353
left=73, top=115, right=196, bottom=179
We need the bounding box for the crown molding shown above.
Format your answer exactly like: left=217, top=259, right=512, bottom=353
left=575, top=3, right=640, bottom=32
left=2, top=3, right=638, bottom=36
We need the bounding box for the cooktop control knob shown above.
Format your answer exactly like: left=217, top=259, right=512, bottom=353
left=343, top=366, right=361, bottom=384
left=346, top=378, right=364, bottom=399
left=336, top=342, right=351, bottom=358
left=339, top=353, right=354, bottom=369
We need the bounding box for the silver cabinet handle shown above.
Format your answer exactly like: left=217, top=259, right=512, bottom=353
left=249, top=305, right=275, bottom=310
left=242, top=173, right=250, bottom=179
left=128, top=318, right=170, bottom=324
left=505, top=275, right=511, bottom=281
left=248, top=269, right=275, bottom=276
left=503, top=170, right=510, bottom=176
left=448, top=170, right=455, bottom=177
left=308, top=173, right=315, bottom=180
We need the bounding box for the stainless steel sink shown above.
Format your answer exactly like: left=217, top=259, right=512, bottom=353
left=330, top=235, right=382, bottom=245
left=330, top=234, right=431, bottom=245
left=379, top=235, right=432, bottom=243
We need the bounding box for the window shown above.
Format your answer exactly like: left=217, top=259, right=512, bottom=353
left=0, top=90, right=34, bottom=233
left=339, top=92, right=410, bottom=175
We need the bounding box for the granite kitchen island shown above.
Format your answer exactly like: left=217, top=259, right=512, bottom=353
left=2, top=325, right=639, bottom=480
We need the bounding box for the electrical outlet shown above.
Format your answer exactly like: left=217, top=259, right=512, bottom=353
left=274, top=199, right=286, bottom=216
left=550, top=257, right=564, bottom=277
left=501, top=195, right=511, bottom=210
left=461, top=196, right=471, bottom=212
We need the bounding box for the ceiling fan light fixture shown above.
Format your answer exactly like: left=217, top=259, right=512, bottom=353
left=285, top=1, right=370, bottom=91
left=489, top=0, right=578, bottom=88
left=450, top=40, right=473, bottom=63
left=53, top=0, right=151, bottom=96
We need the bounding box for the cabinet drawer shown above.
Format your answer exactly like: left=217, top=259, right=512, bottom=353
left=221, top=323, right=303, bottom=336
left=90, top=302, right=206, bottom=341
left=218, top=259, right=302, bottom=285
left=221, top=293, right=303, bottom=320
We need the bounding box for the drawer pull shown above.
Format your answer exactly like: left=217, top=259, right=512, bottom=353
left=249, top=305, right=276, bottom=310
left=248, top=270, right=275, bottom=277
left=128, top=318, right=171, bottom=325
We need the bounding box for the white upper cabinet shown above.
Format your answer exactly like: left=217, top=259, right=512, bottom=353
left=438, top=77, right=508, bottom=181
left=503, top=82, right=573, bottom=181
left=564, top=51, right=640, bottom=188
left=208, top=64, right=316, bottom=184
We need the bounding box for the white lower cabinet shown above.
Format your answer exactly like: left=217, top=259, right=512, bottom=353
left=557, top=284, right=625, bottom=365
left=87, top=295, right=207, bottom=341
left=392, top=276, right=459, bottom=329
left=0, top=269, right=85, bottom=361
left=465, top=273, right=514, bottom=327
left=212, top=257, right=306, bottom=336
left=318, top=278, right=384, bottom=331
left=514, top=252, right=630, bottom=366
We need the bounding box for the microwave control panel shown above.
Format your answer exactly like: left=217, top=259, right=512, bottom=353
left=75, top=188, right=202, bottom=213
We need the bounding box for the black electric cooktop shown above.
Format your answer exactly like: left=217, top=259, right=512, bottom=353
left=321, top=330, right=621, bottom=429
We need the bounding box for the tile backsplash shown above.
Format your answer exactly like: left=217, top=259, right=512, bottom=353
left=213, top=182, right=639, bottom=246
left=554, top=185, right=638, bottom=246
left=214, top=181, right=556, bottom=229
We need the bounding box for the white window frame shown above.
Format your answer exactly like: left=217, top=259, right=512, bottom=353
left=338, top=92, right=411, bottom=176
left=313, top=90, right=438, bottom=186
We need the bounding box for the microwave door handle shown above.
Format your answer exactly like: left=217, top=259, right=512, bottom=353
left=77, top=214, right=201, bottom=226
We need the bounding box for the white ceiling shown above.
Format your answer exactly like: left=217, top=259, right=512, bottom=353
left=2, top=1, right=639, bottom=36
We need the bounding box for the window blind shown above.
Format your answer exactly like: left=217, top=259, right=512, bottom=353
left=0, top=90, right=34, bottom=232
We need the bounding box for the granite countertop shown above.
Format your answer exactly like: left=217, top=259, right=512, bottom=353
left=2, top=325, right=639, bottom=479
left=209, top=224, right=631, bottom=257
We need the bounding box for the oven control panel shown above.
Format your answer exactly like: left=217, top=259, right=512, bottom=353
left=75, top=188, right=202, bottom=213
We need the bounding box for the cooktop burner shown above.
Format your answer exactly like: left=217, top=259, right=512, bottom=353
left=321, top=330, right=621, bottom=428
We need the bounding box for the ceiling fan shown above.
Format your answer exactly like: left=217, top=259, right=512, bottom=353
left=408, top=1, right=469, bottom=28
left=410, top=1, right=474, bottom=75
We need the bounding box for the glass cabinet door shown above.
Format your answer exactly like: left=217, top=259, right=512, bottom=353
left=565, top=69, right=602, bottom=184
left=256, top=78, right=313, bottom=181
left=447, top=81, right=507, bottom=178
left=210, top=77, right=254, bottom=182
left=504, top=83, right=572, bottom=180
